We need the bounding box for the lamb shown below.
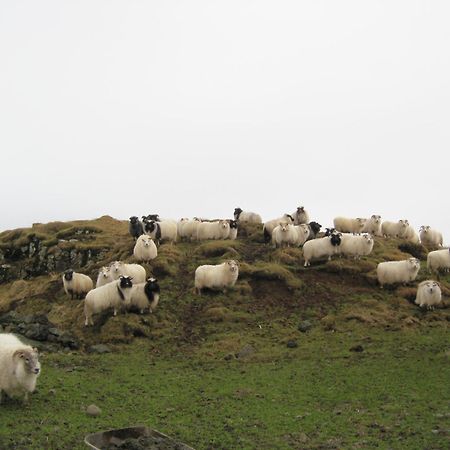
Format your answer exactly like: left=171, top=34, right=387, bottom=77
left=0, top=333, right=41, bottom=403
left=381, top=220, right=409, bottom=238
left=293, top=224, right=310, bottom=246
left=272, top=222, right=297, bottom=248
left=228, top=220, right=238, bottom=240
left=196, top=220, right=231, bottom=240
left=333, top=217, right=366, bottom=234
left=96, top=266, right=113, bottom=288
left=194, top=260, right=239, bottom=295
left=403, top=225, right=420, bottom=244
left=133, top=234, right=157, bottom=263
left=376, top=257, right=420, bottom=287
left=292, top=206, right=310, bottom=225
left=233, top=208, right=262, bottom=223
left=415, top=280, right=442, bottom=310
left=144, top=220, right=177, bottom=244
left=110, top=261, right=147, bottom=284
left=420, top=226, right=443, bottom=247
left=362, top=215, right=382, bottom=236
left=263, top=214, right=294, bottom=243
left=62, top=269, right=93, bottom=300
left=129, top=216, right=144, bottom=240
left=84, top=276, right=133, bottom=326
left=427, top=249, right=450, bottom=274
left=302, top=232, right=342, bottom=267
left=339, top=233, right=374, bottom=259
left=127, top=277, right=160, bottom=314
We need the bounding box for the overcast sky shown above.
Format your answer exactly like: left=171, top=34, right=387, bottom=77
left=1, top=1, right=449, bottom=242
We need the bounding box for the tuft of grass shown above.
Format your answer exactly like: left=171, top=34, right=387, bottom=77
left=195, top=240, right=241, bottom=258
left=241, top=262, right=303, bottom=290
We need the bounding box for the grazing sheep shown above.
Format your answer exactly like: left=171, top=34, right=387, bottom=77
left=144, top=220, right=177, bottom=244
left=84, top=276, right=133, bottom=326
left=96, top=266, right=113, bottom=288
left=233, top=208, right=262, bottom=223
left=305, top=221, right=322, bottom=241
left=339, top=234, right=374, bottom=259
left=110, top=261, right=147, bottom=284
left=127, top=278, right=160, bottom=314
left=0, top=333, right=41, bottom=403
left=272, top=222, right=297, bottom=248
left=302, top=232, right=342, bottom=267
left=197, top=220, right=231, bottom=240
left=228, top=220, right=238, bottom=240
left=333, top=217, right=366, bottom=234
left=362, top=215, right=382, bottom=236
left=133, top=234, right=157, bottom=263
left=403, top=225, right=420, bottom=244
left=263, top=214, right=294, bottom=243
left=294, top=224, right=310, bottom=246
left=381, top=220, right=409, bottom=238
left=292, top=206, right=310, bottom=225
left=62, top=269, right=93, bottom=300
left=427, top=249, right=450, bottom=274
left=420, top=226, right=443, bottom=247
left=415, top=280, right=442, bottom=310
left=129, top=216, right=144, bottom=240
left=194, top=260, right=239, bottom=295
left=376, top=258, right=420, bottom=287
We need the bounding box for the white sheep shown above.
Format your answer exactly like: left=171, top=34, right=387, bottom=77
left=127, top=278, right=160, bottom=314
left=415, top=280, right=442, bottom=310
left=403, top=225, right=420, bottom=244
left=0, top=333, right=41, bottom=403
left=96, top=266, right=113, bottom=288
left=427, top=249, right=450, bottom=274
left=272, top=222, right=297, bottom=248
left=420, top=226, right=443, bottom=247
left=144, top=220, right=177, bottom=244
left=62, top=269, right=94, bottom=300
left=233, top=208, right=262, bottom=223
left=194, top=260, right=239, bottom=295
left=333, top=217, right=366, bottom=234
left=292, top=206, right=310, bottom=225
left=84, top=276, right=133, bottom=326
left=376, top=257, right=420, bottom=287
left=263, top=214, right=294, bottom=242
left=293, top=224, right=310, bottom=246
left=196, top=220, right=231, bottom=240
left=361, top=215, right=382, bottom=236
left=228, top=220, right=238, bottom=240
left=110, top=261, right=147, bottom=284
left=133, top=234, right=157, bottom=263
left=381, top=220, right=409, bottom=238
left=302, top=233, right=342, bottom=267
left=181, top=218, right=202, bottom=241
left=339, top=233, right=374, bottom=259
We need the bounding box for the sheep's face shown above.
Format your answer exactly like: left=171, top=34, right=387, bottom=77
left=300, top=224, right=309, bottom=233
left=99, top=267, right=110, bottom=279
left=129, top=216, right=139, bottom=224
left=145, top=277, right=159, bottom=291
left=142, top=236, right=151, bottom=247
left=422, top=226, right=431, bottom=234
left=227, top=260, right=238, bottom=272
left=297, top=206, right=305, bottom=213
left=280, top=223, right=289, bottom=232
left=14, top=348, right=41, bottom=376
left=145, top=221, right=156, bottom=233
left=371, top=215, right=381, bottom=224
left=234, top=208, right=243, bottom=218
left=64, top=269, right=74, bottom=281
left=179, top=218, right=189, bottom=223
left=363, top=234, right=373, bottom=245
left=111, top=261, right=122, bottom=274
left=356, top=218, right=366, bottom=228
left=330, top=233, right=342, bottom=246
left=408, top=258, right=420, bottom=270
left=423, top=281, right=440, bottom=295
left=325, top=228, right=336, bottom=236
left=119, top=276, right=133, bottom=290
left=309, top=222, right=321, bottom=235
left=220, top=220, right=229, bottom=229
left=229, top=220, right=238, bottom=229
left=399, top=220, right=409, bottom=228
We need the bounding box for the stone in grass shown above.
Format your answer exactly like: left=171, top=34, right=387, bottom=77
left=349, top=345, right=364, bottom=352
left=88, top=344, right=111, bottom=354
left=86, top=404, right=101, bottom=417
left=298, top=320, right=312, bottom=333
left=287, top=340, right=298, bottom=348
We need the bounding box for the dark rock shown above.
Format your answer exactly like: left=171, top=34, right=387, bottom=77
left=350, top=345, right=364, bottom=352
left=0, top=311, right=22, bottom=325
left=57, top=333, right=80, bottom=350
left=23, top=323, right=49, bottom=341
left=88, top=344, right=111, bottom=354
left=287, top=340, right=298, bottom=348
left=224, top=354, right=234, bottom=361
left=48, top=327, right=62, bottom=337
left=298, top=320, right=312, bottom=332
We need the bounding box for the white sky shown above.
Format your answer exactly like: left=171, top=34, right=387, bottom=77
left=1, top=1, right=449, bottom=242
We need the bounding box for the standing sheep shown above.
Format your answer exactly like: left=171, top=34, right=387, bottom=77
left=62, top=269, right=93, bottom=300
left=127, top=278, right=160, bottom=314
left=96, top=266, right=113, bottom=288
left=381, top=220, right=409, bottom=238
left=263, top=214, right=294, bottom=243
left=415, top=280, right=442, bottom=310
left=227, top=220, right=238, bottom=240
left=292, top=206, right=310, bottom=225
left=133, top=235, right=157, bottom=263
left=144, top=220, right=177, bottom=244
left=339, top=234, right=374, bottom=259
left=427, top=249, right=450, bottom=274
left=194, top=260, right=239, bottom=295
left=305, top=221, right=322, bottom=241
left=302, top=232, right=342, bottom=267
left=272, top=222, right=298, bottom=248
left=0, top=333, right=41, bottom=403
left=294, top=224, right=310, bottom=246
left=110, top=261, right=147, bottom=284
left=233, top=208, right=262, bottom=223
left=129, top=216, right=144, bottom=240
left=84, top=276, right=133, bottom=326
left=333, top=217, right=366, bottom=234
left=362, top=215, right=382, bottom=236
left=420, top=226, right=443, bottom=247
left=376, top=258, right=420, bottom=287
left=403, top=225, right=420, bottom=244
left=197, top=220, right=231, bottom=240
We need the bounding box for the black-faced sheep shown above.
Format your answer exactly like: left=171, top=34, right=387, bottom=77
left=62, top=269, right=93, bottom=300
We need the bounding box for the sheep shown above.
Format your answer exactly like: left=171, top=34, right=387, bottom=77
left=110, top=261, right=147, bottom=284
left=142, top=214, right=160, bottom=223
left=293, top=224, right=310, bottom=246
left=302, top=232, right=342, bottom=267
left=403, top=225, right=420, bottom=244
left=84, top=276, right=133, bottom=326
left=381, top=220, right=409, bottom=238
left=263, top=214, right=294, bottom=243
left=427, top=249, right=450, bottom=274
left=292, top=206, right=310, bottom=225
left=233, top=208, right=262, bottom=223
left=305, top=221, right=322, bottom=241
left=415, top=280, right=442, bottom=310
left=228, top=220, right=238, bottom=240
left=144, top=220, right=177, bottom=244
left=133, top=234, right=157, bottom=263
left=127, top=277, right=160, bottom=314
left=361, top=215, right=382, bottom=236
left=197, top=220, right=231, bottom=240
left=180, top=218, right=202, bottom=241
left=96, top=266, right=113, bottom=288
left=272, top=222, right=297, bottom=248
left=420, top=226, right=443, bottom=247
left=194, top=260, right=239, bottom=295
left=0, top=333, right=41, bottom=403
left=62, top=269, right=93, bottom=300
left=333, top=217, right=366, bottom=234
left=339, top=233, right=374, bottom=259
left=129, top=216, right=144, bottom=240
left=376, top=257, right=420, bottom=287
left=177, top=218, right=190, bottom=241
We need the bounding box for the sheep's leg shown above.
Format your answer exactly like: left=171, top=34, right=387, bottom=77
left=113, top=308, right=117, bottom=316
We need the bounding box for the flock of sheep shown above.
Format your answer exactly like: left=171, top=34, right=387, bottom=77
left=0, top=206, right=448, bottom=405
